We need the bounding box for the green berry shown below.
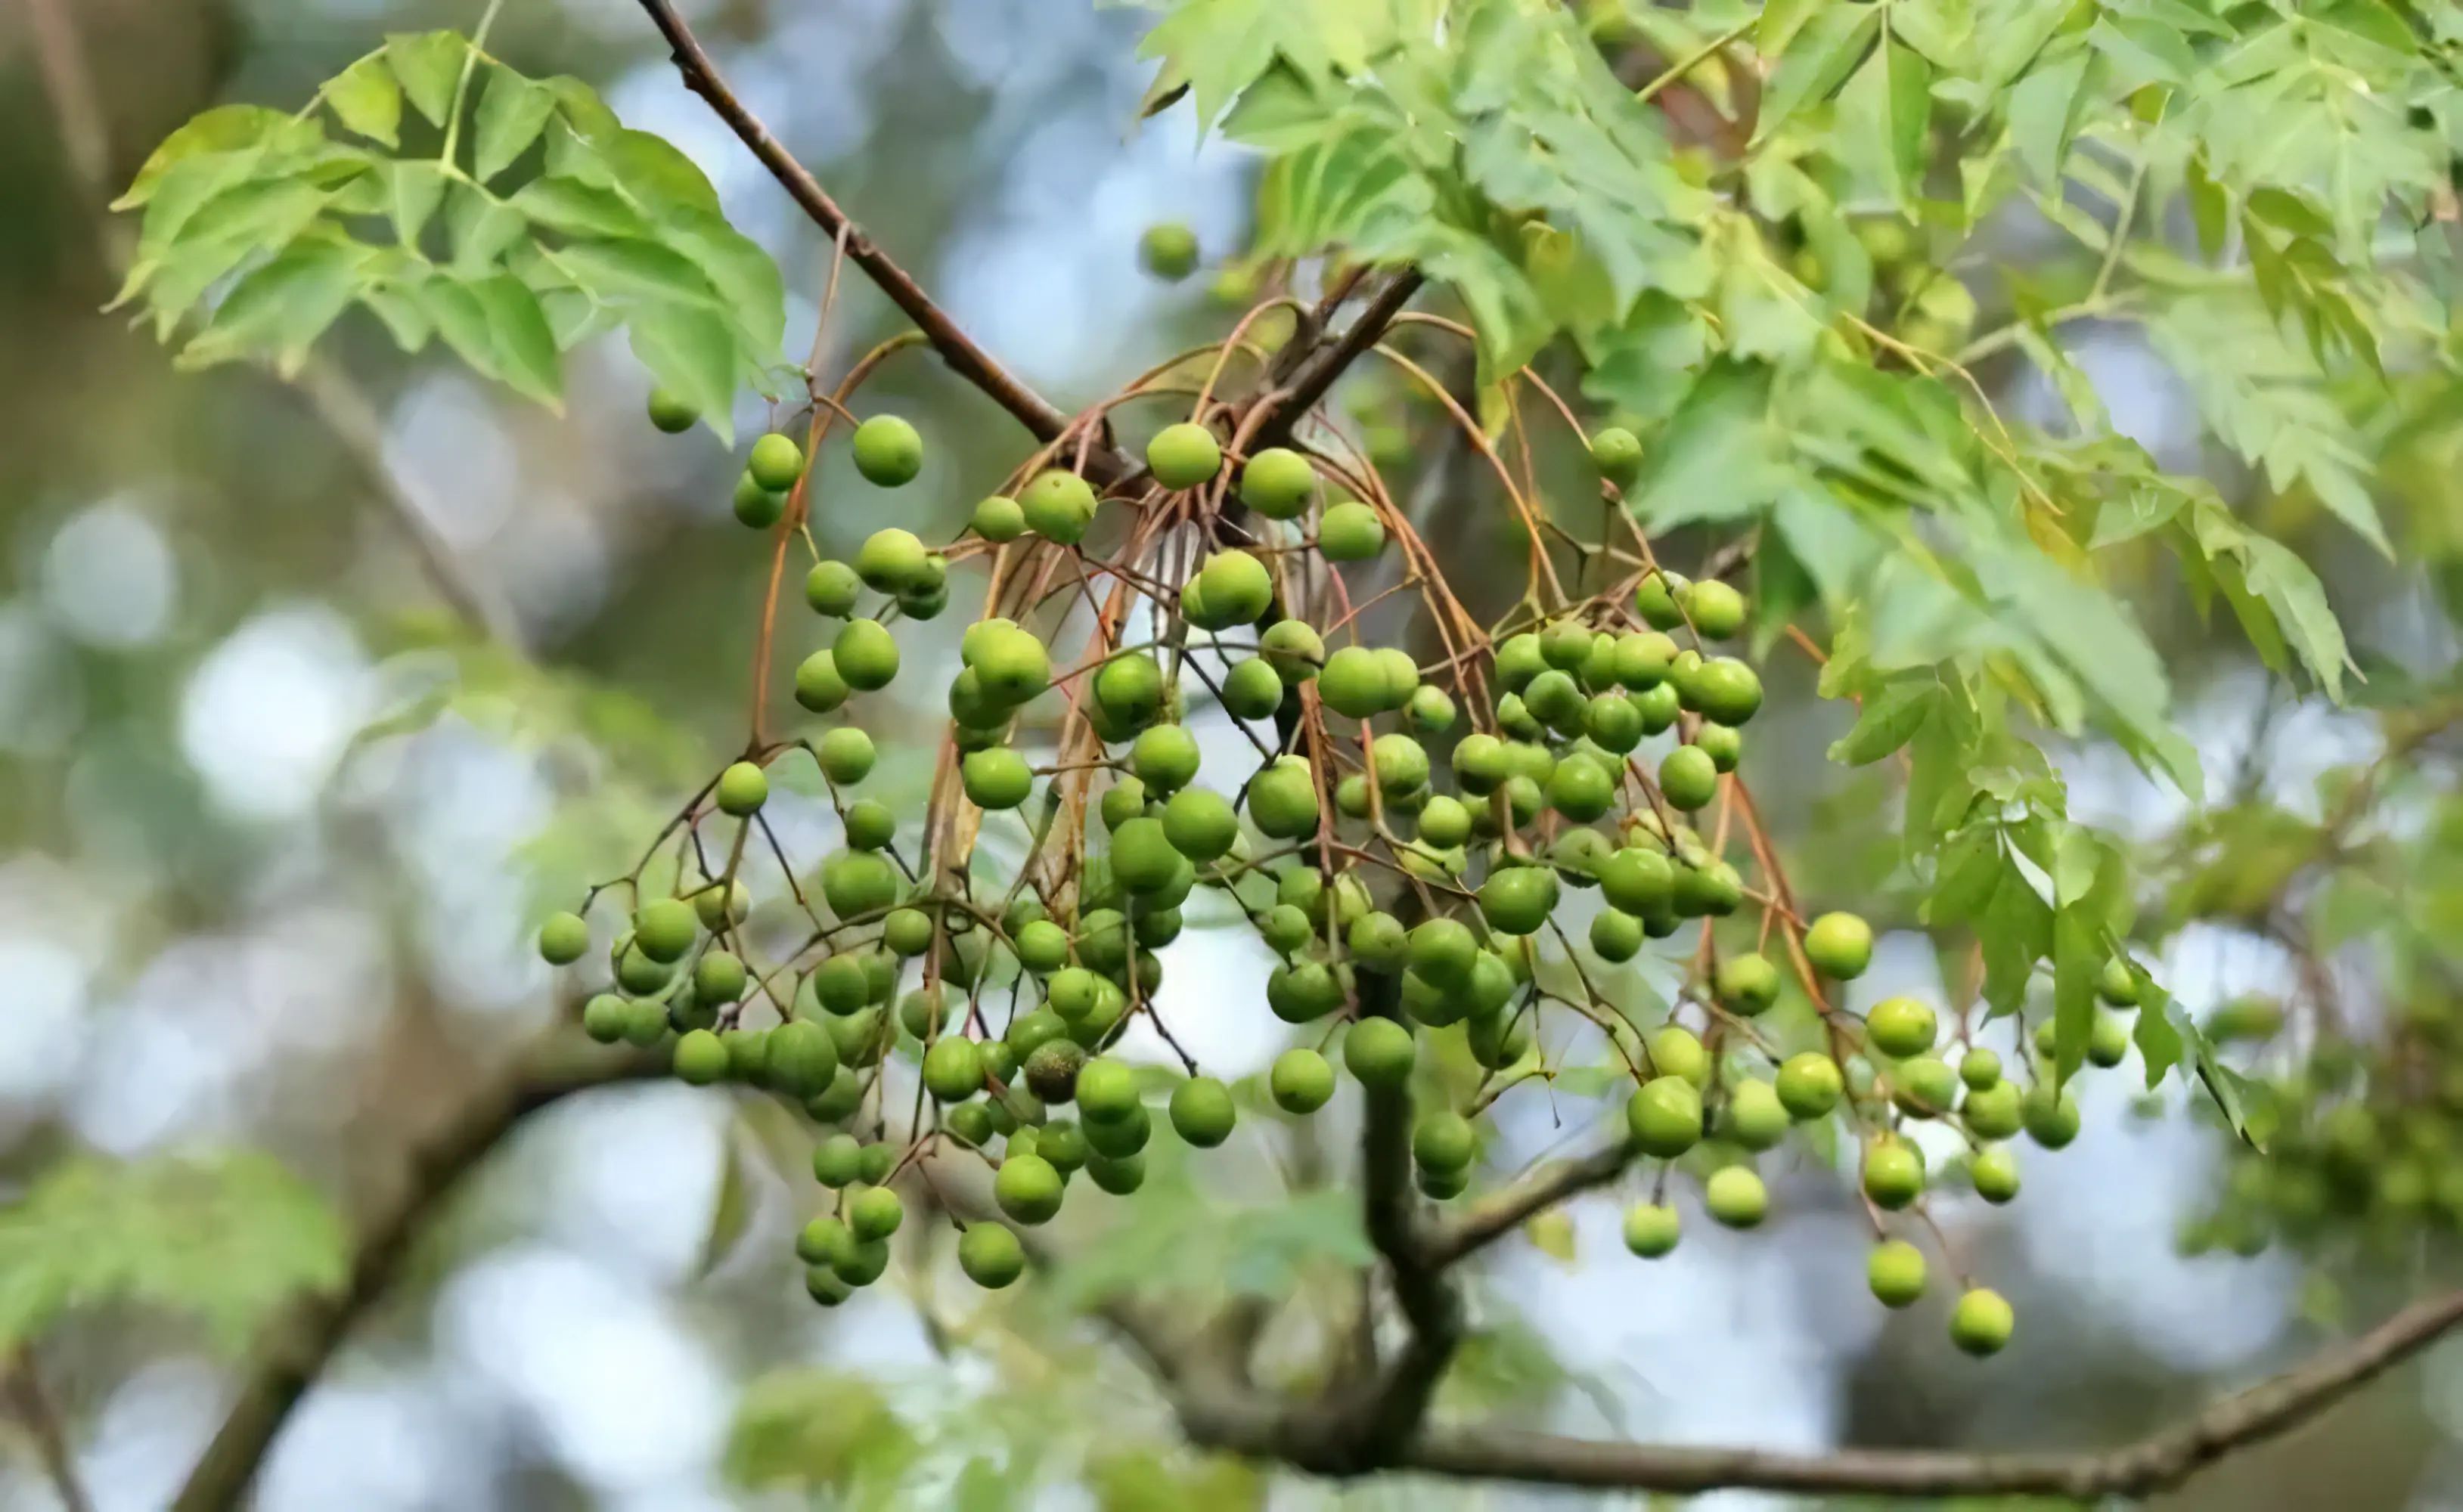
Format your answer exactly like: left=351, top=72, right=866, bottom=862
left=1715, top=953, right=1780, bottom=1015
left=1147, top=422, right=1223, bottom=489
left=672, top=1027, right=729, bottom=1084
left=1804, top=912, right=1873, bottom=979
left=647, top=388, right=699, bottom=433
left=1659, top=745, right=1719, bottom=810
left=961, top=747, right=1034, bottom=810
left=715, top=761, right=768, bottom=817
left=1195, top=550, right=1273, bottom=626
left=1318, top=500, right=1385, bottom=562
left=1413, top=1110, right=1477, bottom=1173
left=1623, top=1201, right=1680, bottom=1257
left=1270, top=1048, right=1336, bottom=1114
left=1626, top=1076, right=1702, bottom=1158
left=733, top=472, right=785, bottom=528
left=1162, top=788, right=1238, bottom=862
left=1139, top=222, right=1199, bottom=280
left=1971, top=1145, right=2021, bottom=1203
left=768, top=1020, right=841, bottom=1099
left=634, top=898, right=698, bottom=963
left=1862, top=1139, right=1925, bottom=1209
left=1776, top=1052, right=1844, bottom=1120
left=1590, top=426, right=1643, bottom=481
left=1683, top=578, right=1747, bottom=639
left=816, top=727, right=877, bottom=785
left=923, top=1036, right=984, bottom=1103
left=693, top=950, right=746, bottom=1004
left=848, top=1184, right=904, bottom=1241
left=1950, top=1288, right=2015, bottom=1356
left=748, top=432, right=805, bottom=491
left=1239, top=448, right=1317, bottom=519
left=851, top=415, right=924, bottom=487
left=1344, top=1016, right=1416, bottom=1088
left=1721, top=1079, right=1790, bottom=1151
left=1705, top=1166, right=1767, bottom=1228
left=833, top=619, right=900, bottom=692
left=1020, top=469, right=1097, bottom=544
left=1478, top=865, right=1560, bottom=937
left=582, top=993, right=629, bottom=1043
left=538, top=910, right=590, bottom=965
left=1169, top=1076, right=1237, bottom=1147
left=1868, top=1240, right=1927, bottom=1308
left=996, top=1152, right=1066, bottom=1225
left=1221, top=657, right=1283, bottom=720
left=795, top=650, right=850, bottom=714
left=2023, top=1083, right=2080, bottom=1148
left=959, top=1222, right=1025, bottom=1287
left=805, top=560, right=862, bottom=617
left=1866, top=996, right=1938, bottom=1058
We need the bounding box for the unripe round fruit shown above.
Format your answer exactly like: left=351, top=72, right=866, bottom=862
left=538, top=910, right=589, bottom=965
left=1147, top=422, right=1223, bottom=489
left=1345, top=911, right=1405, bottom=972
left=1723, top=1079, right=1790, bottom=1151
left=1317, top=500, right=1385, bottom=561
left=806, top=1067, right=864, bottom=1123
left=1345, top=1016, right=1417, bottom=1088
left=767, top=1019, right=841, bottom=1099
left=851, top=415, right=923, bottom=487
left=1095, top=653, right=1166, bottom=726
left=2023, top=1083, right=2080, bottom=1148
left=1600, top=848, right=1674, bottom=916
left=582, top=993, right=629, bottom=1043
left=1649, top=1025, right=1708, bottom=1086
left=1950, top=1288, right=2015, bottom=1356
left=1632, top=681, right=1681, bottom=733
left=923, top=1036, right=984, bottom=1102
left=1866, top=996, right=1938, bottom=1058
left=805, top=1265, right=854, bottom=1306
left=1138, top=222, right=1199, bottom=280
left=1110, top=816, right=1183, bottom=895
left=1021, top=469, right=1098, bottom=543
left=693, top=950, right=746, bottom=1003
left=695, top=880, right=751, bottom=931
left=1221, top=657, right=1283, bottom=720
left=968, top=491, right=1025, bottom=541
left=2088, top=1012, right=2130, bottom=1067
left=1690, top=658, right=1763, bottom=726
left=1804, top=912, right=1874, bottom=979
left=1083, top=1102, right=1149, bottom=1157
left=672, top=1027, right=729, bottom=1085
left=1623, top=1201, right=1680, bottom=1258
left=1627, top=1076, right=1703, bottom=1158
left=634, top=898, right=699, bottom=962
left=1635, top=570, right=1688, bottom=629
left=1271, top=1048, right=1337, bottom=1114
left=1317, top=646, right=1386, bottom=719
left=1239, top=447, right=1317, bottom=519
left=1659, top=745, right=1720, bottom=810
left=714, top=761, right=768, bottom=817
left=733, top=473, right=784, bottom=528
left=1705, top=1166, right=1768, bottom=1228
left=1199, top=550, right=1273, bottom=627
left=848, top=1184, right=904, bottom=1242
left=816, top=727, right=877, bottom=785
left=616, top=945, right=672, bottom=998
left=747, top=432, right=805, bottom=491
left=834, top=1233, right=892, bottom=1287
left=1261, top=619, right=1324, bottom=680
left=959, top=1222, right=1025, bottom=1287
left=1025, top=1037, right=1088, bottom=1104
left=1540, top=757, right=1608, bottom=823
left=647, top=387, right=698, bottom=433
left=1694, top=722, right=1742, bottom=773
left=1683, top=578, right=1747, bottom=640
left=796, top=1215, right=849, bottom=1267
left=1161, top=787, right=1238, bottom=862
left=1584, top=692, right=1644, bottom=753
left=1590, top=908, right=1645, bottom=962
left=1962, top=1080, right=2022, bottom=1139
left=1776, top=1052, right=1844, bottom=1120
left=856, top=529, right=929, bottom=594
left=805, top=560, right=862, bottom=617
left=833, top=619, right=900, bottom=692
left=1416, top=795, right=1472, bottom=850
left=1074, top=1058, right=1139, bottom=1123
left=1525, top=668, right=1584, bottom=729
left=794, top=650, right=850, bottom=714
left=1013, top=919, right=1070, bottom=976
left=1868, top=1239, right=1927, bottom=1308
left=1407, top=918, right=1478, bottom=987
left=1590, top=426, right=1643, bottom=481
left=961, top=747, right=1034, bottom=810
left=1715, top=953, right=1780, bottom=1015
left=1247, top=760, right=1320, bottom=839
left=1614, top=630, right=1674, bottom=688
left=1959, top=1047, right=2003, bottom=1091
left=1169, top=1076, right=1237, bottom=1147
left=1478, top=865, right=1560, bottom=936
left=1971, top=1144, right=2021, bottom=1203
left=2099, top=956, right=2141, bottom=1007
left=995, top=1152, right=1065, bottom=1225
left=1863, top=1139, right=1925, bottom=1209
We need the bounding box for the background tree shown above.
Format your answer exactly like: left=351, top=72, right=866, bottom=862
left=3, top=0, right=2462, bottom=1509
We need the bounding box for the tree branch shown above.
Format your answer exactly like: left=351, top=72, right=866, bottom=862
left=633, top=0, right=1077, bottom=454
left=1411, top=1139, right=1632, bottom=1270
left=7, top=1347, right=94, bottom=1512
left=168, top=1039, right=662, bottom=1512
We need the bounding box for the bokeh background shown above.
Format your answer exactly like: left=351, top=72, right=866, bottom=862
left=1, top=1, right=2459, bottom=1508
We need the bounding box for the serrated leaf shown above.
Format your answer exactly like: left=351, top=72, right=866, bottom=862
left=626, top=301, right=737, bottom=442
left=115, top=105, right=313, bottom=209
left=0, top=1152, right=346, bottom=1352
left=384, top=31, right=467, bottom=127
left=509, top=175, right=650, bottom=239
left=360, top=279, right=434, bottom=351
left=472, top=66, right=556, bottom=181
left=1758, top=4, right=1883, bottom=142
left=1830, top=680, right=1939, bottom=766
left=557, top=235, right=724, bottom=308
left=326, top=54, right=402, bottom=147
left=178, top=237, right=363, bottom=375
left=656, top=209, right=789, bottom=361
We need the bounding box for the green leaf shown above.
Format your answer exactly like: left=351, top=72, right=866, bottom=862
left=1758, top=4, right=1882, bottom=142
left=472, top=65, right=557, bottom=181
left=388, top=160, right=448, bottom=246
left=625, top=301, right=737, bottom=442
left=0, top=1151, right=346, bottom=1352
left=423, top=272, right=564, bottom=407
left=326, top=54, right=403, bottom=147
left=1839, top=37, right=1933, bottom=214
left=1631, top=359, right=1794, bottom=526
left=1137, top=0, right=1405, bottom=132
left=509, top=175, right=652, bottom=239
left=445, top=183, right=526, bottom=272
left=656, top=209, right=789, bottom=361
left=603, top=129, right=723, bottom=216
left=1829, top=680, right=1940, bottom=766
left=177, top=237, right=364, bottom=375
left=2005, top=45, right=2092, bottom=183
left=556, top=236, right=725, bottom=308
left=384, top=30, right=467, bottom=127
left=114, top=105, right=314, bottom=209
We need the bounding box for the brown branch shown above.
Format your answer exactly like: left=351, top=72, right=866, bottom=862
left=7, top=1348, right=94, bottom=1512
left=1412, top=1139, right=1633, bottom=1270
left=169, top=1039, right=662, bottom=1512
left=634, top=0, right=1078, bottom=457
